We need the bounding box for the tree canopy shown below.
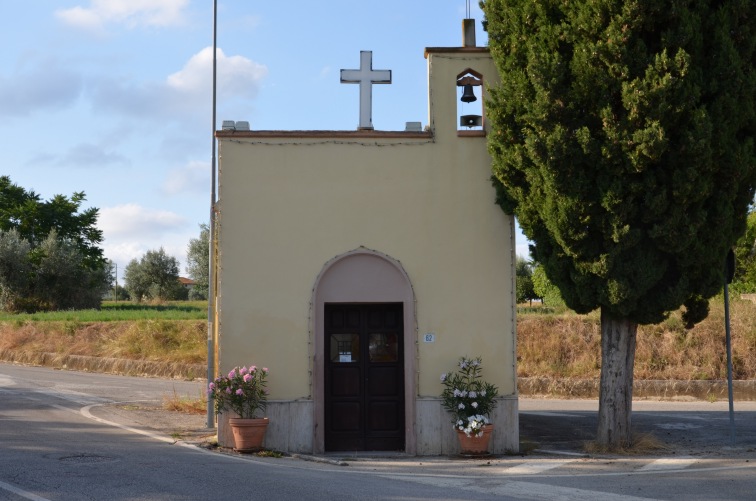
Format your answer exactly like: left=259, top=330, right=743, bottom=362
left=483, top=0, right=756, bottom=448
left=732, top=208, right=756, bottom=293
left=484, top=0, right=756, bottom=327
left=0, top=176, right=104, bottom=268
left=0, top=177, right=109, bottom=312
left=531, top=264, right=564, bottom=307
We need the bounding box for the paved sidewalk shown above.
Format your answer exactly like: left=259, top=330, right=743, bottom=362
left=91, top=397, right=756, bottom=469
left=519, top=398, right=756, bottom=458
left=83, top=397, right=756, bottom=501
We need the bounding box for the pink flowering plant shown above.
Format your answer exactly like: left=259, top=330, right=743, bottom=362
left=440, top=356, right=498, bottom=437
left=208, top=365, right=268, bottom=419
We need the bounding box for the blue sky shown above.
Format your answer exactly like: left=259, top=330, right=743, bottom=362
left=2, top=1, right=528, bottom=280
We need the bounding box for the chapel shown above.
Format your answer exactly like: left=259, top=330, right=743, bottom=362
left=212, top=19, right=518, bottom=455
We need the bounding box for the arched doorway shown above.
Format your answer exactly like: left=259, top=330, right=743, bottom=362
left=311, top=248, right=416, bottom=454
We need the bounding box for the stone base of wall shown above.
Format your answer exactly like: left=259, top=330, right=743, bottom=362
left=217, top=396, right=520, bottom=455
left=217, top=400, right=314, bottom=453
left=415, top=396, right=519, bottom=455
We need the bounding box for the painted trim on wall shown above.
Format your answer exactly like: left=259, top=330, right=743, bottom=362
left=216, top=130, right=433, bottom=139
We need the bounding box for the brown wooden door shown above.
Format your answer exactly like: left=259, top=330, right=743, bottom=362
left=324, top=303, right=404, bottom=451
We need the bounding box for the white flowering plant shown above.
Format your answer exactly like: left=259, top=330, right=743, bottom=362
left=440, top=357, right=498, bottom=437
left=208, top=365, right=268, bottom=419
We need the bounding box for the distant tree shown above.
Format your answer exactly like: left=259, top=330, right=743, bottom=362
left=531, top=265, right=564, bottom=308
left=0, top=177, right=109, bottom=313
left=104, top=284, right=130, bottom=301
left=732, top=209, right=756, bottom=293
left=0, top=230, right=33, bottom=312
left=0, top=230, right=110, bottom=312
left=0, top=176, right=104, bottom=268
left=32, top=231, right=111, bottom=310
left=124, top=258, right=149, bottom=302
left=185, top=223, right=209, bottom=300
left=124, top=248, right=185, bottom=302
left=484, top=0, right=756, bottom=448
left=515, top=256, right=537, bottom=304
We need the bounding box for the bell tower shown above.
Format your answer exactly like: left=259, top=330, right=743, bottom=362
left=425, top=16, right=498, bottom=141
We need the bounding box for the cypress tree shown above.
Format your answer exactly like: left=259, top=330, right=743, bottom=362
left=482, top=0, right=756, bottom=448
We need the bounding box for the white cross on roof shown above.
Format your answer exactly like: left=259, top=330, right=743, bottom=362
left=340, top=51, right=392, bottom=130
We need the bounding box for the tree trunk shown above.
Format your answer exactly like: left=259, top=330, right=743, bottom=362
left=597, top=307, right=638, bottom=449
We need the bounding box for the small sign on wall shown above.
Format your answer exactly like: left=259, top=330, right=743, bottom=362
left=423, top=333, right=436, bottom=343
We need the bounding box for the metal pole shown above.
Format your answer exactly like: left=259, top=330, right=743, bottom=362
left=724, top=279, right=736, bottom=445
left=206, top=0, right=218, bottom=429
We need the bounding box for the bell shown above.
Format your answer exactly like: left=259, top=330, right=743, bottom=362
left=460, top=83, right=477, bottom=103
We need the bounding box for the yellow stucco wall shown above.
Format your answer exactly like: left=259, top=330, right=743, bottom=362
left=216, top=47, right=516, bottom=402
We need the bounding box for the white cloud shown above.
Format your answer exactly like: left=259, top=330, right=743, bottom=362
left=106, top=241, right=148, bottom=269
left=99, top=204, right=191, bottom=275
left=23, top=144, right=129, bottom=168
left=168, top=47, right=269, bottom=103
left=0, top=60, right=82, bottom=117
left=162, top=160, right=210, bottom=195
left=59, top=143, right=130, bottom=167
left=56, top=0, right=188, bottom=32
left=90, top=47, right=267, bottom=121
left=516, top=242, right=530, bottom=259
left=99, top=204, right=187, bottom=239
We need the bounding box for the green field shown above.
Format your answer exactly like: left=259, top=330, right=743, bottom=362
left=0, top=301, right=208, bottom=322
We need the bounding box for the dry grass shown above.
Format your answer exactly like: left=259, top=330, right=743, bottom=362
left=517, top=312, right=602, bottom=378
left=162, top=389, right=207, bottom=415
left=0, top=320, right=206, bottom=365
left=583, top=432, right=671, bottom=455
left=518, top=297, right=756, bottom=380
left=2, top=297, right=755, bottom=383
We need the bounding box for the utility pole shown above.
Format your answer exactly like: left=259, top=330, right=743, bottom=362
left=206, top=0, right=218, bottom=429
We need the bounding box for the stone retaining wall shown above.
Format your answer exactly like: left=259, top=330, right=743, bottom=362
left=0, top=350, right=205, bottom=380
left=2, top=351, right=755, bottom=400
left=519, top=376, right=756, bottom=400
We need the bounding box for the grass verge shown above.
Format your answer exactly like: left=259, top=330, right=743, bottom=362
left=0, top=301, right=207, bottom=322
left=0, top=319, right=206, bottom=365
left=517, top=296, right=756, bottom=380
left=2, top=298, right=755, bottom=386
left=583, top=433, right=671, bottom=455
left=163, top=389, right=207, bottom=415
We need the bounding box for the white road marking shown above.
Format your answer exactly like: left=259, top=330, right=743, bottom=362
left=505, top=459, right=576, bottom=475
left=80, top=403, right=177, bottom=444
left=0, top=376, right=15, bottom=387
left=654, top=423, right=703, bottom=430
left=0, top=480, right=53, bottom=501
left=382, top=475, right=660, bottom=501
left=639, top=456, right=697, bottom=472
left=521, top=411, right=583, bottom=418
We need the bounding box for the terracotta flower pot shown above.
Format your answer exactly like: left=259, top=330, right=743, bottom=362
left=228, top=417, right=269, bottom=452
left=456, top=423, right=493, bottom=455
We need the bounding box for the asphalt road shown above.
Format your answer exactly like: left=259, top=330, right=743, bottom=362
left=1, top=363, right=755, bottom=501
left=519, top=397, right=756, bottom=457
